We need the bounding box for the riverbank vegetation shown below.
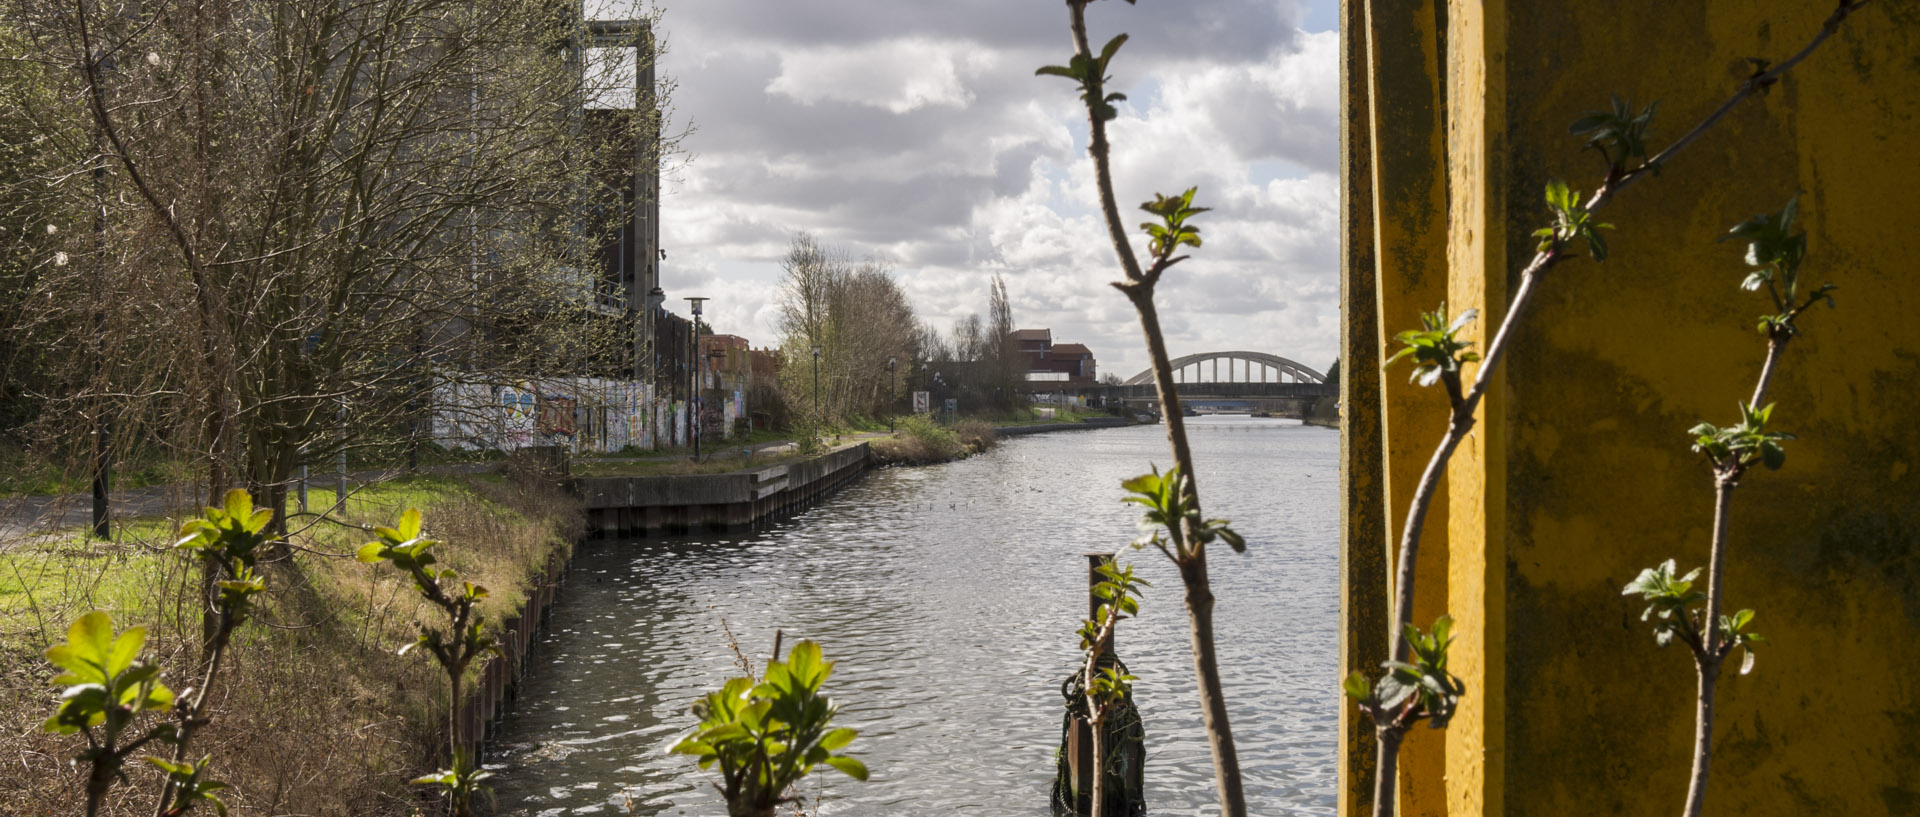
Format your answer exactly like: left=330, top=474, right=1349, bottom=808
left=0, top=0, right=676, bottom=523
left=771, top=233, right=1029, bottom=431
left=870, top=416, right=998, bottom=466
left=0, top=476, right=580, bottom=816
left=1304, top=360, right=1340, bottom=428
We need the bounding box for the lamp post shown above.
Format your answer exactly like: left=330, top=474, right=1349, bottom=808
left=685, top=296, right=708, bottom=459
left=887, top=356, right=897, bottom=432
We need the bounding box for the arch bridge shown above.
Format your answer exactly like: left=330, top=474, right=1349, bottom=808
left=1077, top=351, right=1335, bottom=417
left=1121, top=350, right=1326, bottom=386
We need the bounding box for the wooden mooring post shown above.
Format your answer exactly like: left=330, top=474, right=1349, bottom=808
left=1066, top=552, right=1115, bottom=809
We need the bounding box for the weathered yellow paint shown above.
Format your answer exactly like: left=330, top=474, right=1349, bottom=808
left=1338, top=0, right=1388, bottom=812
left=1438, top=1, right=1507, bottom=815
left=1345, top=1, right=1920, bottom=815
left=1361, top=0, right=1453, bottom=812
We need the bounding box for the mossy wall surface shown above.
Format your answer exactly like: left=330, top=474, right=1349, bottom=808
left=1344, top=2, right=1919, bottom=814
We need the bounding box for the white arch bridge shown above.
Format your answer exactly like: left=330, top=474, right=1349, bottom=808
left=1121, top=351, right=1326, bottom=386
left=1072, top=351, right=1335, bottom=417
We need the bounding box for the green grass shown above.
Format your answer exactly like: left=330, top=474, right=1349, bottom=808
left=342, top=441, right=506, bottom=471
left=0, top=522, right=178, bottom=629
left=0, top=477, right=554, bottom=634
left=0, top=443, right=199, bottom=499
left=1, top=474, right=581, bottom=816
left=0, top=440, right=507, bottom=500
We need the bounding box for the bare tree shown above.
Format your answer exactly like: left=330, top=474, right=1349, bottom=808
left=2, top=0, right=681, bottom=528
left=774, top=232, right=919, bottom=425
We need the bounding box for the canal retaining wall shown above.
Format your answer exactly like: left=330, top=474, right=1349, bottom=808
left=994, top=417, right=1130, bottom=436
left=454, top=544, right=568, bottom=764
left=577, top=442, right=872, bottom=537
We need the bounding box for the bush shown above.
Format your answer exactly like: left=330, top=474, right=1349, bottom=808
left=871, top=415, right=963, bottom=465
left=954, top=419, right=997, bottom=452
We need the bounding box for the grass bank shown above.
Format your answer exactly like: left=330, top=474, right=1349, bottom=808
left=0, top=473, right=580, bottom=817
left=871, top=416, right=997, bottom=466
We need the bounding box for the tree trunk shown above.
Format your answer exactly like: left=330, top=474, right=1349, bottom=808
left=1681, top=659, right=1721, bottom=817
left=1090, top=710, right=1108, bottom=817
left=1179, top=555, right=1248, bottom=817
left=1372, top=727, right=1403, bottom=817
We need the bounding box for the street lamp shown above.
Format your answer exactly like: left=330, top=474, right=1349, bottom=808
left=887, top=356, right=897, bottom=432
left=685, top=296, right=708, bottom=459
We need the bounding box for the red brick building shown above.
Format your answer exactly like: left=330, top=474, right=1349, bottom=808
left=1014, top=328, right=1098, bottom=384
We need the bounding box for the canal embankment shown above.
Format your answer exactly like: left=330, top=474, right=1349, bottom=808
left=579, top=441, right=873, bottom=537
left=994, top=416, right=1130, bottom=436
left=575, top=416, right=1134, bottom=534
left=0, top=471, right=580, bottom=817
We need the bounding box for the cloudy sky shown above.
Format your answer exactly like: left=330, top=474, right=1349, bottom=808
left=607, top=0, right=1340, bottom=380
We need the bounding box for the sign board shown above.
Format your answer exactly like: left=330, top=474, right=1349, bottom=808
left=913, top=391, right=931, bottom=414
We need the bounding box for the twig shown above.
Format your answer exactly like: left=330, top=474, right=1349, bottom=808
left=1056, top=3, right=1245, bottom=813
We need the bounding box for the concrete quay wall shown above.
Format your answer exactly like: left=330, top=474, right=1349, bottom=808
left=994, top=417, right=1130, bottom=436
left=578, top=443, right=871, bottom=537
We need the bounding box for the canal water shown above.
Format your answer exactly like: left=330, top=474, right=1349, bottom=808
left=488, top=416, right=1339, bottom=816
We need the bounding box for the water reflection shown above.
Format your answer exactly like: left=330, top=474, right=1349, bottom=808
left=489, top=416, right=1338, bottom=816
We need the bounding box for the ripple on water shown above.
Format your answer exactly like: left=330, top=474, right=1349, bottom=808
left=489, top=418, right=1339, bottom=816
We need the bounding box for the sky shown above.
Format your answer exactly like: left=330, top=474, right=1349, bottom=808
left=602, top=0, right=1341, bottom=381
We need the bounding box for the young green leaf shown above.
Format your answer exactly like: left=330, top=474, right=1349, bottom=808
left=1385, top=304, right=1480, bottom=390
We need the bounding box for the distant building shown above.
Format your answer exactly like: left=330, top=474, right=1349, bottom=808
left=748, top=347, right=782, bottom=380
left=1013, top=328, right=1053, bottom=364
left=1013, top=328, right=1097, bottom=384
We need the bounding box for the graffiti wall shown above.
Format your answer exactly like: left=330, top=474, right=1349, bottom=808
left=434, top=377, right=704, bottom=454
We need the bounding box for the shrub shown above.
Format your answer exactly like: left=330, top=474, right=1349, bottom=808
left=953, top=419, right=997, bottom=453
left=669, top=639, right=867, bottom=817
left=871, top=415, right=963, bottom=465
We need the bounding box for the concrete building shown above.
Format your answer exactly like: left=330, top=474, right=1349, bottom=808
left=580, top=19, right=664, bottom=384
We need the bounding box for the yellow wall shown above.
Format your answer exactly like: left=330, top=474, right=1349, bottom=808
left=1343, top=1, right=1920, bottom=815
left=1364, top=0, right=1455, bottom=813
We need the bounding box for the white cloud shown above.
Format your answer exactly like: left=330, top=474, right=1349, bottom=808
left=644, top=0, right=1342, bottom=378
left=767, top=39, right=986, bottom=114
